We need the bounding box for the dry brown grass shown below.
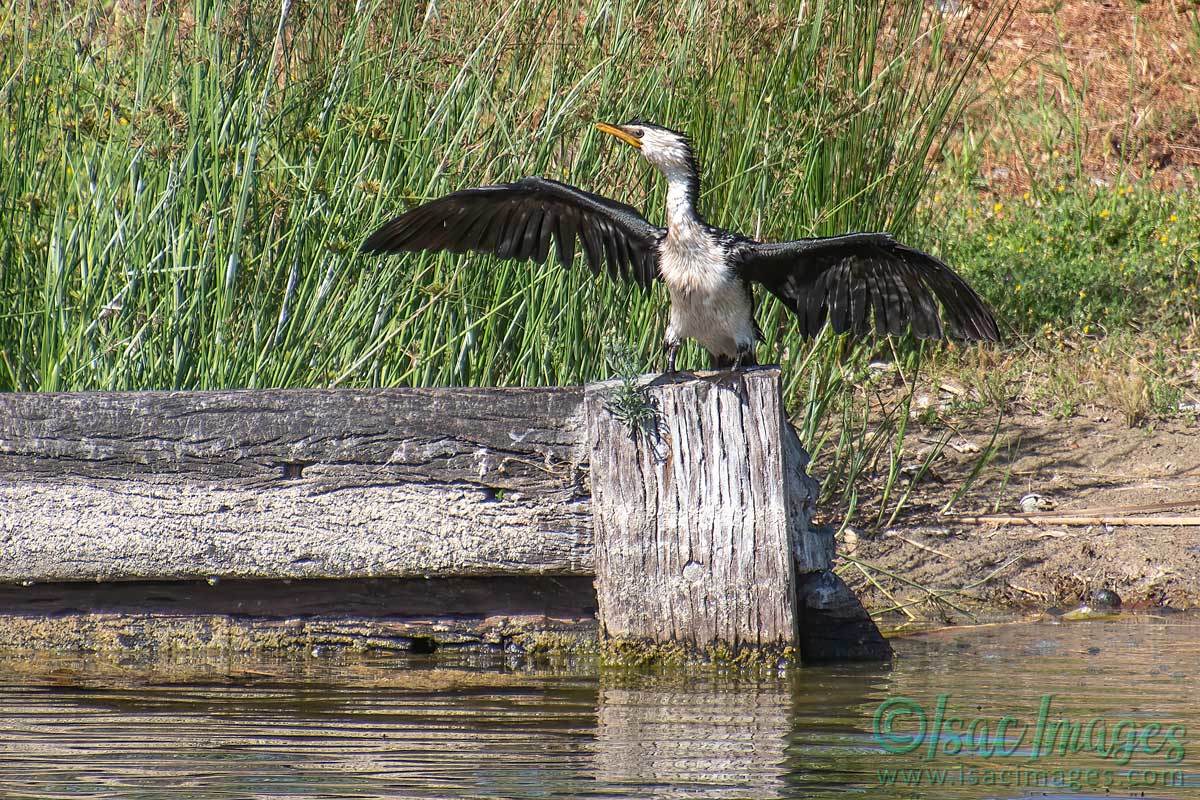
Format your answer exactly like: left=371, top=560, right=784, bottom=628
left=912, top=323, right=1200, bottom=426
left=952, top=0, right=1200, bottom=192
left=1109, top=357, right=1151, bottom=427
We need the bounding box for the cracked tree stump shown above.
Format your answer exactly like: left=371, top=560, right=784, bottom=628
left=585, top=368, right=890, bottom=661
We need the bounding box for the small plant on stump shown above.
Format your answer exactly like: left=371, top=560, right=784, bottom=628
left=603, top=338, right=659, bottom=438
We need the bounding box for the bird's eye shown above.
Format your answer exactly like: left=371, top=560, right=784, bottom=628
left=631, top=128, right=644, bottom=138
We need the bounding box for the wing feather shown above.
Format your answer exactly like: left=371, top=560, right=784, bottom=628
left=456, top=206, right=495, bottom=253
left=387, top=207, right=443, bottom=251
left=361, top=177, right=663, bottom=287
left=827, top=262, right=851, bottom=334
left=849, top=266, right=870, bottom=335
left=534, top=211, right=555, bottom=264
left=805, top=275, right=827, bottom=335
left=733, top=233, right=999, bottom=342
left=494, top=206, right=527, bottom=260
left=862, top=267, right=895, bottom=337
left=580, top=223, right=603, bottom=275
left=555, top=214, right=577, bottom=268
left=477, top=202, right=512, bottom=253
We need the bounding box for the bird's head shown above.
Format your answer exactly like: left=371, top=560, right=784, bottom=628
left=595, top=120, right=697, bottom=177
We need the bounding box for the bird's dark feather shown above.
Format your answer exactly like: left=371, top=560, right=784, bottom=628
left=732, top=234, right=1000, bottom=342
left=360, top=177, right=664, bottom=287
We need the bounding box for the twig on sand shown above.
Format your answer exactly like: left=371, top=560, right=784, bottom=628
left=853, top=560, right=916, bottom=621
left=844, top=554, right=976, bottom=619
left=947, top=513, right=1200, bottom=527
left=884, top=530, right=953, bottom=559
left=1008, top=583, right=1048, bottom=601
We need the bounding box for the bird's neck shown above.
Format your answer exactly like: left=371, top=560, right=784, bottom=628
left=663, top=165, right=705, bottom=241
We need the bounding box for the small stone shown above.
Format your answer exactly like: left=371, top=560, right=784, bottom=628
left=841, top=528, right=859, bottom=555
left=1019, top=493, right=1054, bottom=513
left=1090, top=588, right=1122, bottom=610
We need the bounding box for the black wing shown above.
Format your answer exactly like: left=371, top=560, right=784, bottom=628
left=360, top=176, right=663, bottom=287
left=732, top=233, right=999, bottom=341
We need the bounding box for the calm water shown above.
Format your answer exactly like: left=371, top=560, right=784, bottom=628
left=0, top=618, right=1196, bottom=799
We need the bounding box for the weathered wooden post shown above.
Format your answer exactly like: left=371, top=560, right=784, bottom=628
left=585, top=367, right=890, bottom=662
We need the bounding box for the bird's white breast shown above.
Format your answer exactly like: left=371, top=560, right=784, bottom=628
left=659, top=227, right=754, bottom=358
left=659, top=225, right=727, bottom=295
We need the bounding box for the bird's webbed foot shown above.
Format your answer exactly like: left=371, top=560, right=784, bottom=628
left=665, top=340, right=680, bottom=375
left=648, top=341, right=687, bottom=388
left=703, top=369, right=749, bottom=402
left=701, top=348, right=753, bottom=402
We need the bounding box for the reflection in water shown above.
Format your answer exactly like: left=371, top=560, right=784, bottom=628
left=596, top=682, right=794, bottom=798
left=0, top=619, right=1195, bottom=798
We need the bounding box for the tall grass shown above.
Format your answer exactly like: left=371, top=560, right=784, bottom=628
left=0, top=0, right=1008, bottom=509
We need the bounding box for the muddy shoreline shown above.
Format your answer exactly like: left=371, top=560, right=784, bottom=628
left=839, top=413, right=1200, bottom=624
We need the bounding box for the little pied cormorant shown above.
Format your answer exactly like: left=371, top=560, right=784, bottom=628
left=361, top=121, right=1000, bottom=373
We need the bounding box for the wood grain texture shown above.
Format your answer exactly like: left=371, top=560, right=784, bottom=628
left=0, top=377, right=887, bottom=660
left=0, top=387, right=590, bottom=582
left=0, top=576, right=597, bottom=619
left=0, top=576, right=597, bottom=652
left=585, top=368, right=814, bottom=649
left=0, top=387, right=586, bottom=493
left=0, top=481, right=591, bottom=581
left=0, top=380, right=828, bottom=591
left=782, top=420, right=837, bottom=571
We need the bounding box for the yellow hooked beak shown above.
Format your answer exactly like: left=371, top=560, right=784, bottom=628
left=595, top=122, right=642, bottom=150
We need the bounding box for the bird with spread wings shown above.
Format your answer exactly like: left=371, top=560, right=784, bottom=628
left=361, top=121, right=999, bottom=378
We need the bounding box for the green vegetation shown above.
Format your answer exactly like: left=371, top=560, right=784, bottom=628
left=931, top=182, right=1200, bottom=335
left=1, top=0, right=1004, bottom=396
left=0, top=0, right=1018, bottom=515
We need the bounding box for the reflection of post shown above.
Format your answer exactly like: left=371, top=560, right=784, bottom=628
left=595, top=682, right=791, bottom=799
